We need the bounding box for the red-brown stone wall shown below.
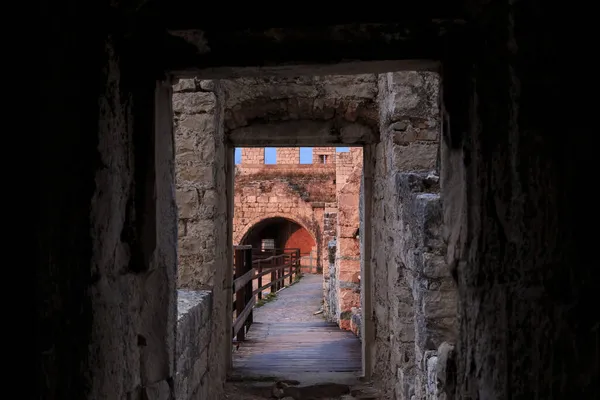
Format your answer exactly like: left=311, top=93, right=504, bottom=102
left=284, top=226, right=315, bottom=255
left=335, top=152, right=363, bottom=331
left=233, top=157, right=337, bottom=271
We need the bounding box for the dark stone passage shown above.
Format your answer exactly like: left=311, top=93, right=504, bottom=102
left=39, top=5, right=599, bottom=399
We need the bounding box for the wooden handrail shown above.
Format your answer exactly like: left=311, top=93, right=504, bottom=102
left=233, top=268, right=255, bottom=292
left=232, top=247, right=301, bottom=341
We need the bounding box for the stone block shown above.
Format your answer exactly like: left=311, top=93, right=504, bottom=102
left=422, top=252, right=448, bottom=279
left=339, top=288, right=360, bottom=309
left=435, top=342, right=456, bottom=399
left=338, top=259, right=360, bottom=273
left=393, top=126, right=438, bottom=145
left=393, top=143, right=437, bottom=171
left=175, top=290, right=212, bottom=400
left=199, top=80, right=215, bottom=91
left=338, top=191, right=360, bottom=209
left=177, top=113, right=216, bottom=134
left=175, top=161, right=214, bottom=186
left=337, top=237, right=359, bottom=255
left=172, top=92, right=216, bottom=114
left=178, top=236, right=204, bottom=255
left=420, top=287, right=457, bottom=320
left=338, top=270, right=360, bottom=283
left=172, top=79, right=197, bottom=92
left=176, top=188, right=199, bottom=219
left=189, top=348, right=208, bottom=393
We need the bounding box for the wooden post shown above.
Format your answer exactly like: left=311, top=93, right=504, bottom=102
left=257, top=260, right=263, bottom=300
left=289, top=254, right=293, bottom=284
left=234, top=248, right=245, bottom=341
left=277, top=255, right=282, bottom=291
left=270, top=262, right=277, bottom=294
left=244, top=248, right=253, bottom=328
left=273, top=255, right=278, bottom=291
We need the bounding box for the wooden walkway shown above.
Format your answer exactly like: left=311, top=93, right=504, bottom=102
left=232, top=274, right=362, bottom=379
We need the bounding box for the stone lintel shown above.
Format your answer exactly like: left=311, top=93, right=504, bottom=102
left=228, top=120, right=378, bottom=147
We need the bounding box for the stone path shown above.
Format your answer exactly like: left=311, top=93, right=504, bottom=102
left=231, top=274, right=362, bottom=384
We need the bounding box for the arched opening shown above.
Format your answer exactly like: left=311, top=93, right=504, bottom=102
left=241, top=217, right=316, bottom=266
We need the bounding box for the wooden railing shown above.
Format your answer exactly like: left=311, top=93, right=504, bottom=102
left=300, top=250, right=319, bottom=273
left=232, top=246, right=301, bottom=341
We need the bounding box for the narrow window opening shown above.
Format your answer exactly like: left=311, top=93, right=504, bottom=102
left=261, top=238, right=275, bottom=251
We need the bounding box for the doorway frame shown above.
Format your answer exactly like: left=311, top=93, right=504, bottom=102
left=225, top=143, right=375, bottom=379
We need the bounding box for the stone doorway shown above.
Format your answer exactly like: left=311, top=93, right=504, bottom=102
left=173, top=70, right=449, bottom=398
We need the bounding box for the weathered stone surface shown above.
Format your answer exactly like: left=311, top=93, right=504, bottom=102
left=435, top=342, right=456, bottom=400
left=331, top=150, right=363, bottom=331
left=174, top=81, right=228, bottom=399
left=221, top=75, right=378, bottom=131
left=350, top=307, right=362, bottom=339
left=172, top=78, right=197, bottom=93
left=175, top=290, right=212, bottom=400
left=172, top=92, right=216, bottom=114
left=221, top=76, right=379, bottom=146
left=370, top=71, right=455, bottom=400
left=77, top=79, right=177, bottom=400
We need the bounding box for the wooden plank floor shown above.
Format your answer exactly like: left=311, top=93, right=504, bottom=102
left=232, top=274, right=362, bottom=376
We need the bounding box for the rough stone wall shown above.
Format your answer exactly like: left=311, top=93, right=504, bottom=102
left=241, top=148, right=264, bottom=164
left=40, top=34, right=179, bottom=399
left=276, top=147, right=300, bottom=164
left=396, top=172, right=456, bottom=400
left=370, top=71, right=455, bottom=400
left=176, top=291, right=212, bottom=400
left=441, top=6, right=598, bottom=398
left=334, top=158, right=363, bottom=330
left=285, top=225, right=316, bottom=254
left=232, top=165, right=337, bottom=266
left=173, top=78, right=229, bottom=399
left=221, top=75, right=379, bottom=134
left=336, top=152, right=354, bottom=194
left=322, top=211, right=338, bottom=314
left=87, top=73, right=178, bottom=398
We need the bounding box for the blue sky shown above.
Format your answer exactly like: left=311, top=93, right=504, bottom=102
left=234, top=147, right=350, bottom=164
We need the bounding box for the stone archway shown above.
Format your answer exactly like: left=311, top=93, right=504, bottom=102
left=238, top=215, right=319, bottom=274
left=236, top=214, right=317, bottom=251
